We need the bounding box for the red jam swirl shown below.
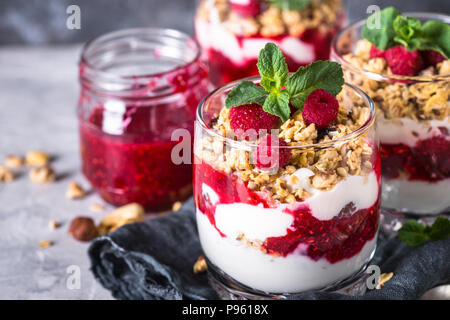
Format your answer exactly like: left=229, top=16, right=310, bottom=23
left=198, top=19, right=344, bottom=87
left=381, top=133, right=450, bottom=182
left=194, top=156, right=381, bottom=264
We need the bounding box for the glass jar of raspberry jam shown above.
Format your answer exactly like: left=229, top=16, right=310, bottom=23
left=78, top=28, right=209, bottom=211
left=195, top=0, right=345, bottom=87
left=331, top=13, right=450, bottom=217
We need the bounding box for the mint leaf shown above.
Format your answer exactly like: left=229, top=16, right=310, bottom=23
left=262, top=91, right=290, bottom=122
left=429, top=217, right=450, bottom=241
left=286, top=61, right=344, bottom=110
left=269, top=0, right=309, bottom=11
left=393, top=15, right=422, bottom=48
left=225, top=81, right=268, bottom=109
left=398, top=220, right=429, bottom=247
left=362, top=6, right=400, bottom=50
left=257, top=43, right=289, bottom=93
left=420, top=21, right=450, bottom=58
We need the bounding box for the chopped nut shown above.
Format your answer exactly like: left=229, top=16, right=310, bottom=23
left=172, top=201, right=182, bottom=212
left=98, top=203, right=145, bottom=235
left=193, top=255, right=207, bottom=274
left=68, top=217, right=98, bottom=242
left=376, top=272, right=394, bottom=289
left=48, top=220, right=60, bottom=230
left=29, top=166, right=55, bottom=183
left=0, top=166, right=14, bottom=182
left=89, top=203, right=105, bottom=212
left=39, top=240, right=53, bottom=249
left=5, top=155, right=24, bottom=168
left=26, top=151, right=50, bottom=166
left=66, top=181, right=86, bottom=199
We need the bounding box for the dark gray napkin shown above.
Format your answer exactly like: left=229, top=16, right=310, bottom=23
left=88, top=198, right=450, bottom=300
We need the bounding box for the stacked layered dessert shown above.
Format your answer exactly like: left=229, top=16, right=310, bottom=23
left=194, top=44, right=380, bottom=294
left=337, top=7, right=450, bottom=214
left=195, top=0, right=344, bottom=86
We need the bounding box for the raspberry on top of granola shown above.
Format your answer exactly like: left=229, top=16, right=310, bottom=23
left=199, top=43, right=375, bottom=204
left=340, top=6, right=450, bottom=121
left=197, top=0, right=342, bottom=37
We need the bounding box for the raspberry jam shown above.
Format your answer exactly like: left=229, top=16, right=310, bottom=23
left=381, top=135, right=450, bottom=182
left=194, top=158, right=381, bottom=264
left=78, top=29, right=209, bottom=210
left=196, top=16, right=344, bottom=87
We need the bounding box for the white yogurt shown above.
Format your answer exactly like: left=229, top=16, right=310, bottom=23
left=195, top=18, right=316, bottom=66
left=197, top=210, right=377, bottom=293
left=382, top=177, right=450, bottom=215
left=377, top=115, right=450, bottom=147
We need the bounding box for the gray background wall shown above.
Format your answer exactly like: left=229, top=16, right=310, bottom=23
left=0, top=0, right=449, bottom=45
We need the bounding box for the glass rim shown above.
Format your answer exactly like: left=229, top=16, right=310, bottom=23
left=331, top=12, right=450, bottom=82
left=196, top=75, right=376, bottom=150
left=80, top=27, right=202, bottom=83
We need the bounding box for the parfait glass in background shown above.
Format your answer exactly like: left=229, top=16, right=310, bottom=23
left=195, top=0, right=345, bottom=87
left=193, top=77, right=380, bottom=299
left=78, top=28, right=209, bottom=211
left=331, top=13, right=450, bottom=226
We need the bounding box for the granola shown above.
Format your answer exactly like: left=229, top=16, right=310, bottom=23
left=197, top=88, right=374, bottom=204
left=197, top=0, right=342, bottom=37
left=342, top=39, right=450, bottom=122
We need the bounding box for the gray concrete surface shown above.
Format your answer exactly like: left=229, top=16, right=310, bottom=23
left=0, top=45, right=113, bottom=299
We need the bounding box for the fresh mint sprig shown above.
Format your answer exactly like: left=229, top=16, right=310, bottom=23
left=362, top=6, right=450, bottom=58
left=225, top=43, right=344, bottom=121
left=268, top=0, right=309, bottom=11
left=398, top=217, right=450, bottom=247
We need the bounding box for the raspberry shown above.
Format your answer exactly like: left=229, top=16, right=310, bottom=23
left=255, top=135, right=291, bottom=170
left=229, top=103, right=279, bottom=140
left=302, top=89, right=339, bottom=129
left=230, top=0, right=261, bottom=17
left=421, top=50, right=446, bottom=67
left=369, top=45, right=385, bottom=59
left=384, top=45, right=424, bottom=76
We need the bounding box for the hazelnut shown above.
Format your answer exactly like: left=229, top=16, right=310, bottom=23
left=193, top=255, right=207, bottom=274
left=26, top=151, right=50, bottom=166
left=0, top=166, right=14, bottom=182
left=172, top=201, right=182, bottom=212
left=66, top=181, right=86, bottom=199
left=48, top=220, right=60, bottom=230
left=376, top=272, right=394, bottom=289
left=29, top=166, right=55, bottom=183
left=68, top=217, right=98, bottom=242
left=5, top=155, right=24, bottom=168
left=89, top=203, right=105, bottom=212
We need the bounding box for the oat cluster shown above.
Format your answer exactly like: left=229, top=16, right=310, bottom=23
left=343, top=39, right=450, bottom=122
left=197, top=89, right=375, bottom=204
left=197, top=0, right=342, bottom=37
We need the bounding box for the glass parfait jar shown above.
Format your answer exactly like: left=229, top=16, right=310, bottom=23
left=78, top=28, right=209, bottom=211
left=195, top=0, right=345, bottom=87
left=193, top=77, right=380, bottom=298
left=331, top=13, right=450, bottom=217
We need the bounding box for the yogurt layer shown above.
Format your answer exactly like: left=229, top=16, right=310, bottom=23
left=382, top=177, right=450, bottom=215
left=197, top=210, right=376, bottom=293
left=195, top=18, right=316, bottom=66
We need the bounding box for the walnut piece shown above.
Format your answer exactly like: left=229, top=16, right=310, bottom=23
left=98, top=203, right=145, bottom=235
left=5, top=155, right=24, bottom=168
left=193, top=255, right=207, bottom=274
left=39, top=240, right=53, bottom=249
left=172, top=201, right=182, bottom=212
left=48, top=220, right=60, bottom=230
left=376, top=272, right=394, bottom=289
left=89, top=203, right=105, bottom=212
left=68, top=216, right=98, bottom=242
left=29, top=166, right=55, bottom=183
left=26, top=150, right=50, bottom=166
left=0, top=166, right=14, bottom=182
left=66, top=181, right=86, bottom=199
